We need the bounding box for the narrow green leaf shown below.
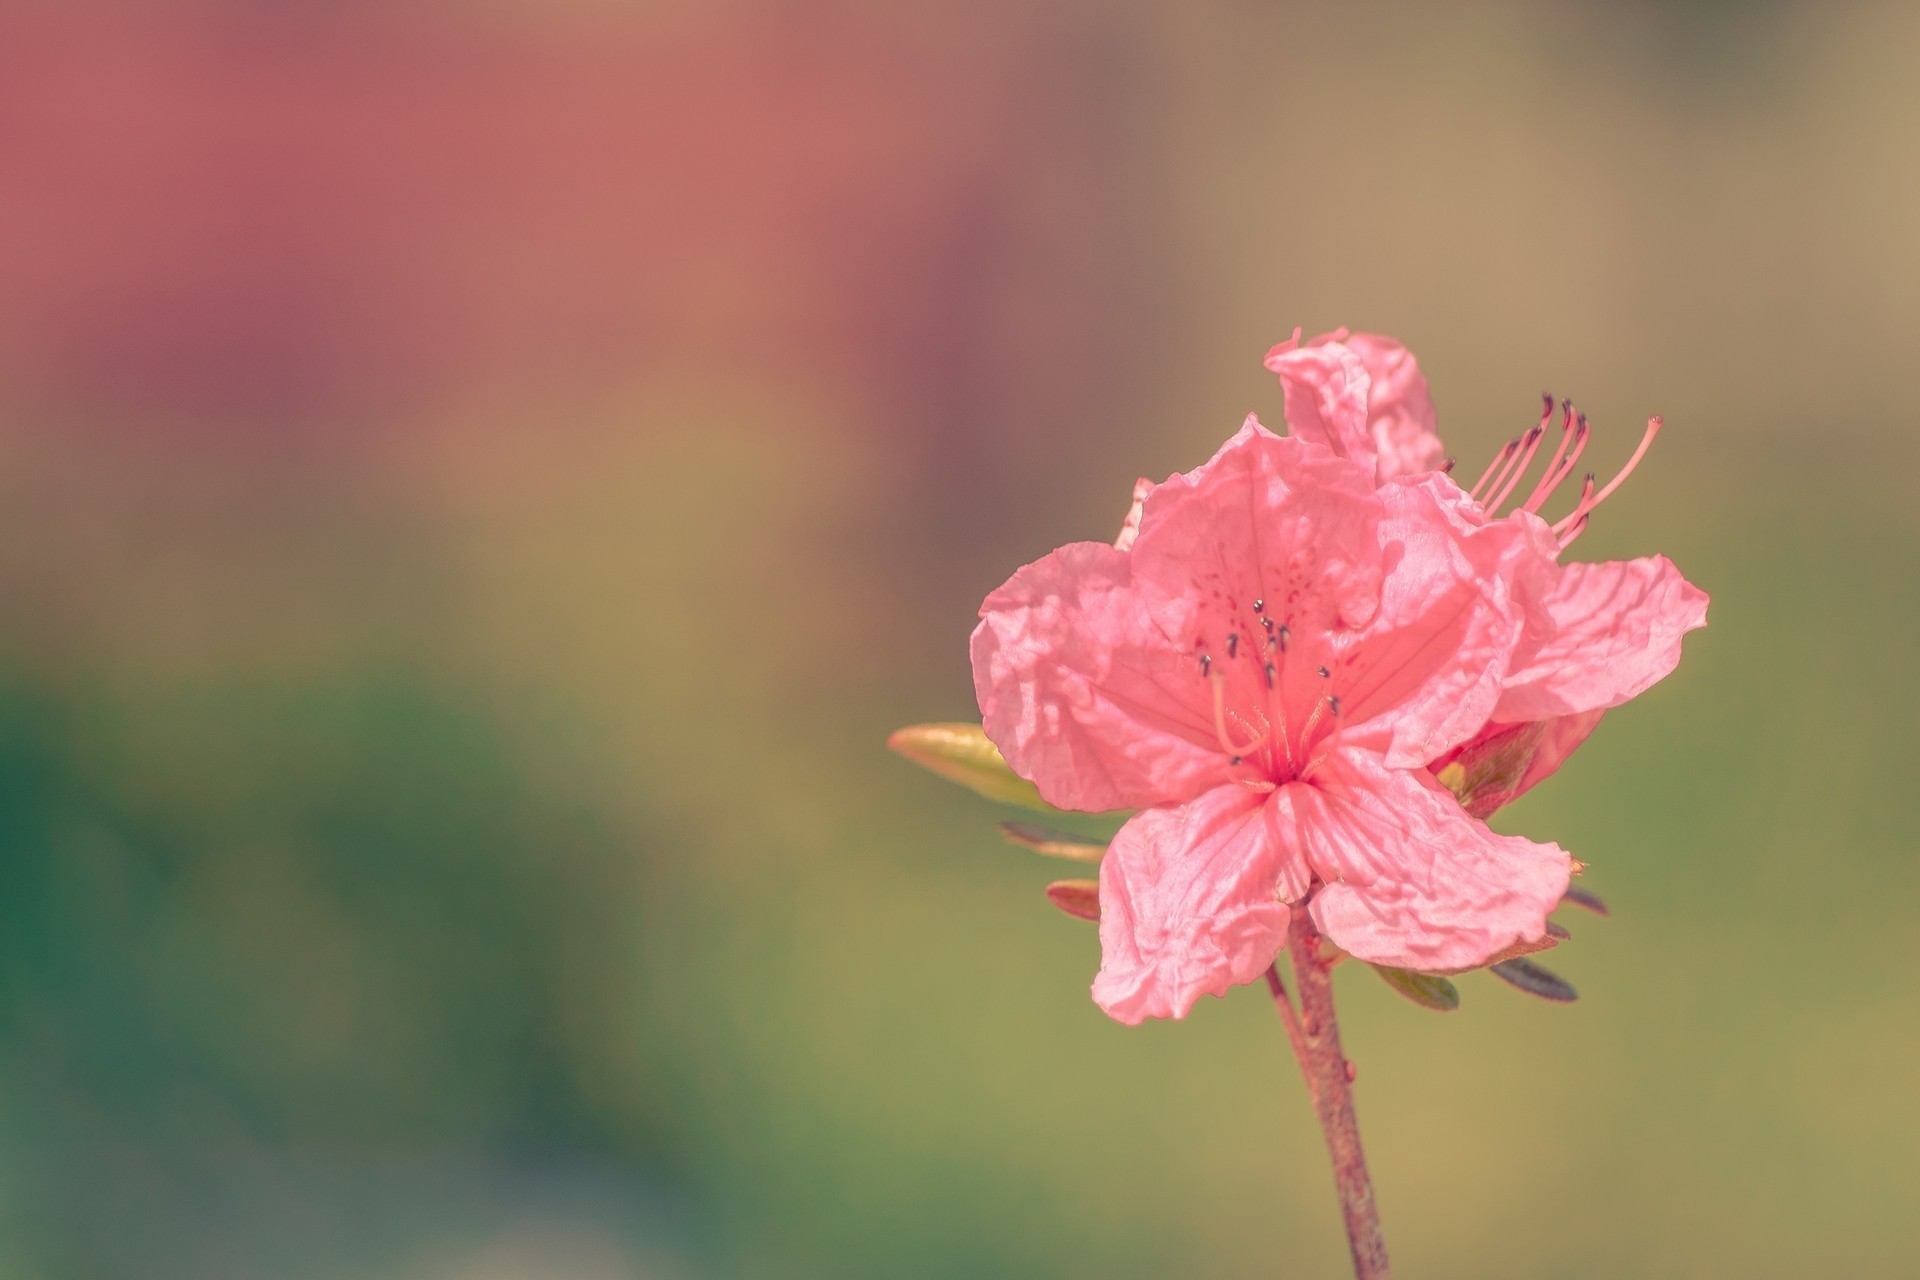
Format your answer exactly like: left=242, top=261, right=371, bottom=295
left=1490, top=957, right=1578, bottom=1002
left=1044, top=879, right=1100, bottom=922
left=1369, top=964, right=1461, bottom=1012
left=999, top=821, right=1107, bottom=862
left=1561, top=884, right=1610, bottom=916
left=886, top=722, right=1057, bottom=813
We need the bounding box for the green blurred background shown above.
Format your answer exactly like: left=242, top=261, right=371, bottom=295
left=1, top=3, right=1915, bottom=1276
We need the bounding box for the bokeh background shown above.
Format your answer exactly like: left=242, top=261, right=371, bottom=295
left=1, top=3, right=1916, bottom=1277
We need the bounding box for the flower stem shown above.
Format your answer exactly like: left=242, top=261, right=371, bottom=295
left=1267, top=927, right=1392, bottom=1280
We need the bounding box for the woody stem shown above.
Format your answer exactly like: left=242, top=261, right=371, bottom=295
left=1266, top=927, right=1392, bottom=1280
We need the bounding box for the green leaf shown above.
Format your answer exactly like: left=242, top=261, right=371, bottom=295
left=1044, top=879, right=1100, bottom=922
left=1369, top=964, right=1461, bottom=1012
left=1489, top=957, right=1578, bottom=1002
left=886, top=722, right=1057, bottom=813
left=998, top=821, right=1107, bottom=862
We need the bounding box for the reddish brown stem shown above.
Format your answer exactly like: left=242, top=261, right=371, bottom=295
left=1268, top=927, right=1392, bottom=1280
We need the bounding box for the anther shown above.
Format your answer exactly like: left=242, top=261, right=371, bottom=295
left=1252, top=598, right=1264, bottom=613
left=1226, top=633, right=1239, bottom=658
left=1316, top=665, right=1330, bottom=679
left=1328, top=695, right=1342, bottom=717
left=1199, top=653, right=1211, bottom=677
left=1551, top=473, right=1598, bottom=536
left=1440, top=457, right=1456, bottom=474
left=1520, top=398, right=1578, bottom=513
left=1275, top=625, right=1290, bottom=652
left=1264, top=661, right=1277, bottom=689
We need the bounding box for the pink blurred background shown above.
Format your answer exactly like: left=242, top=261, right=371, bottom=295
left=1, top=4, right=1916, bottom=1277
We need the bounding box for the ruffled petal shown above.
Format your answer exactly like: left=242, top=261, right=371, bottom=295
left=1293, top=750, right=1572, bottom=973
left=1495, top=555, right=1710, bottom=722
left=1092, top=784, right=1306, bottom=1024
left=1323, top=472, right=1530, bottom=768
left=1263, top=337, right=1377, bottom=474
left=1130, top=418, right=1385, bottom=647
left=1338, top=332, right=1447, bottom=480
left=972, top=542, right=1231, bottom=812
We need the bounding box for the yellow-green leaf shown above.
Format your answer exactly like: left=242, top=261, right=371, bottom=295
left=886, top=722, right=1057, bottom=813
left=1369, top=964, right=1461, bottom=1012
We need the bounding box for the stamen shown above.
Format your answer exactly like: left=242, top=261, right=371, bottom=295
left=1479, top=427, right=1539, bottom=511
left=1296, top=692, right=1339, bottom=757
left=1527, top=411, right=1590, bottom=514
left=1584, top=415, right=1662, bottom=510
left=1551, top=472, right=1597, bottom=536
left=1485, top=399, right=1558, bottom=513
left=1209, top=672, right=1270, bottom=758
left=1468, top=437, right=1519, bottom=501
left=1519, top=399, right=1575, bottom=512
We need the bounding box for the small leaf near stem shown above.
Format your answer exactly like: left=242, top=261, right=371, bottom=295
left=1561, top=884, right=1611, bottom=916
left=1043, top=879, right=1100, bottom=921
left=886, top=722, right=1059, bottom=812
left=1489, top=956, right=1578, bottom=1002
left=1368, top=964, right=1460, bottom=1012
left=999, top=821, right=1107, bottom=862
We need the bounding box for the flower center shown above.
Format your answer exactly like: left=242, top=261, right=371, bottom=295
left=1465, top=395, right=1661, bottom=551
left=1193, top=602, right=1345, bottom=785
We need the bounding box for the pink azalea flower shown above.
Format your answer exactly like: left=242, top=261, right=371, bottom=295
left=1267, top=329, right=1709, bottom=816
left=972, top=417, right=1576, bottom=1023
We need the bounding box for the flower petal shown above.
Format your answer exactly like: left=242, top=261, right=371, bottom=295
left=972, top=542, right=1231, bottom=812
left=1325, top=473, right=1530, bottom=768
left=1293, top=751, right=1572, bottom=973
left=1338, top=331, right=1447, bottom=480
left=1495, top=555, right=1710, bottom=722
left=1263, top=336, right=1377, bottom=473
left=1130, top=418, right=1385, bottom=646
left=1092, top=784, right=1306, bottom=1024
